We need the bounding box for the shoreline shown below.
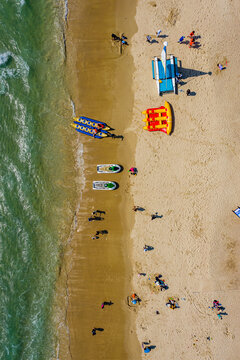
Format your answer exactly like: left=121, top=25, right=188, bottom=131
left=59, top=0, right=139, bottom=359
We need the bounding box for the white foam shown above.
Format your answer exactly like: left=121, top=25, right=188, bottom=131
left=70, top=98, right=76, bottom=117
left=0, top=51, right=11, bottom=66
left=64, top=0, right=68, bottom=22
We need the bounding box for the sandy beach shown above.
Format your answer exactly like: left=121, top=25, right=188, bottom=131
left=130, top=0, right=240, bottom=359
left=59, top=0, right=240, bottom=359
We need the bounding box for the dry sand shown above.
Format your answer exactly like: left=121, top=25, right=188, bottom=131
left=130, top=0, right=240, bottom=359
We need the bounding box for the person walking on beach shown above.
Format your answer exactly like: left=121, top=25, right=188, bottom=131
left=133, top=206, right=141, bottom=211
left=189, top=37, right=195, bottom=48
left=189, top=30, right=195, bottom=38
left=151, top=212, right=160, bottom=220
left=88, top=216, right=103, bottom=221
left=98, top=230, right=108, bottom=234
left=156, top=29, right=162, bottom=37
left=186, top=89, right=191, bottom=96
left=111, top=33, right=121, bottom=42
left=142, top=342, right=152, bottom=354
left=217, top=63, right=224, bottom=71
left=101, top=301, right=113, bottom=309
left=92, top=210, right=105, bottom=215
left=143, top=245, right=153, bottom=252
left=92, top=328, right=97, bottom=336
left=146, top=35, right=152, bottom=43
left=129, top=167, right=137, bottom=175
left=178, top=36, right=185, bottom=43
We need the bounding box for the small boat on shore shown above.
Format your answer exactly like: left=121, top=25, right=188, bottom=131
left=73, top=116, right=110, bottom=130
left=97, top=164, right=122, bottom=173
left=71, top=123, right=109, bottom=138
left=92, top=181, right=118, bottom=190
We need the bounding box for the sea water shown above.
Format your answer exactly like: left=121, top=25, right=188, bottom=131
left=0, top=1, right=75, bottom=359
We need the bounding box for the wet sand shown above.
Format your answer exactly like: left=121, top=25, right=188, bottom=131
left=60, top=0, right=139, bottom=359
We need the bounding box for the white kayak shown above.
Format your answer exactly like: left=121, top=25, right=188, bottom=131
left=97, top=164, right=122, bottom=174
left=92, top=181, right=118, bottom=190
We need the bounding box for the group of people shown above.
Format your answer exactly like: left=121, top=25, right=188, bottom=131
left=154, top=274, right=168, bottom=291
left=89, top=210, right=112, bottom=335
left=178, top=30, right=196, bottom=48
left=111, top=33, right=128, bottom=45
left=210, top=300, right=225, bottom=320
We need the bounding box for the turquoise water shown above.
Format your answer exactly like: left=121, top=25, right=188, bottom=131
left=0, top=1, right=74, bottom=359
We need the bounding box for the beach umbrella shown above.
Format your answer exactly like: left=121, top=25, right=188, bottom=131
left=161, top=41, right=168, bottom=78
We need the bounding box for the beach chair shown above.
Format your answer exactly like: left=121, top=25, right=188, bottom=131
left=232, top=207, right=240, bottom=218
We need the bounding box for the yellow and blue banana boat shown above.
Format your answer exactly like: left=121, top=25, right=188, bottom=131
left=73, top=116, right=110, bottom=131
left=71, top=123, right=109, bottom=139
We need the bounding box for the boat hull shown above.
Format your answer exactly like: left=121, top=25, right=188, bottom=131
left=73, top=116, right=110, bottom=131
left=71, top=123, right=109, bottom=138
left=97, top=164, right=122, bottom=173
left=92, top=181, right=117, bottom=190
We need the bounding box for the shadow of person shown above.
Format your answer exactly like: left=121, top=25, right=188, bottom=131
left=110, top=134, right=124, bottom=140
left=218, top=311, right=228, bottom=316
left=100, top=230, right=108, bottom=234
left=192, top=41, right=201, bottom=49
left=151, top=39, right=159, bottom=44
left=144, top=245, right=154, bottom=251
left=105, top=301, right=114, bottom=306
left=95, top=328, right=104, bottom=332
left=189, top=91, right=196, bottom=96
left=149, top=345, right=156, bottom=350
left=151, top=213, right=163, bottom=219
left=134, top=206, right=145, bottom=212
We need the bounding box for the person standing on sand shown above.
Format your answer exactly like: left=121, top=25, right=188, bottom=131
left=129, top=167, right=137, bottom=175
left=156, top=29, right=162, bottom=37
left=88, top=216, right=103, bottom=221
left=92, top=210, right=105, bottom=215
left=92, top=328, right=96, bottom=336
left=189, top=30, right=195, bottom=38
left=142, top=342, right=151, bottom=353
left=146, top=35, right=152, bottom=43
left=217, top=63, right=224, bottom=71
left=189, top=38, right=195, bottom=48
left=133, top=206, right=141, bottom=211
left=178, top=36, right=185, bottom=43
left=151, top=212, right=159, bottom=220
left=186, top=89, right=191, bottom=96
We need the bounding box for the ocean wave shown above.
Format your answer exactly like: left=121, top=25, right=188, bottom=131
left=0, top=51, right=12, bottom=66
left=64, top=0, right=68, bottom=22
left=0, top=51, right=29, bottom=94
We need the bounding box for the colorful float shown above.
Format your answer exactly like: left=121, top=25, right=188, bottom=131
left=73, top=116, right=110, bottom=130
left=70, top=123, right=109, bottom=139
left=142, top=101, right=172, bottom=135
